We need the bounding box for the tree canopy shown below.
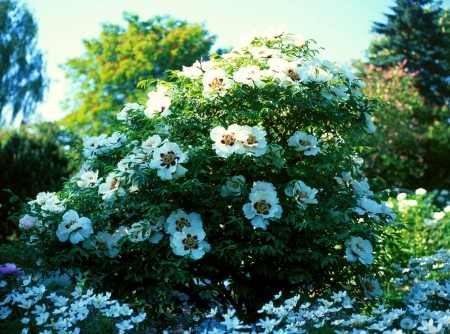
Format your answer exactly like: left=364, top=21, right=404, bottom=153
left=60, top=13, right=216, bottom=135
left=0, top=0, right=46, bottom=124
left=367, top=0, right=450, bottom=107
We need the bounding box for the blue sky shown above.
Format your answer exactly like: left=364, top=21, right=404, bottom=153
left=24, top=0, right=450, bottom=123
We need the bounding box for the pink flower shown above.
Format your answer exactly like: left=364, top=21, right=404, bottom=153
left=0, top=263, right=23, bottom=279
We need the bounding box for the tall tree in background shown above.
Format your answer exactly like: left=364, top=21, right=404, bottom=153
left=368, top=0, right=450, bottom=107
left=0, top=0, right=46, bottom=124
left=60, top=13, right=216, bottom=135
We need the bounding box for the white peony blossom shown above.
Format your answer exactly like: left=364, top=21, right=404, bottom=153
left=149, top=142, right=188, bottom=180
left=98, top=172, right=126, bottom=201
left=285, top=180, right=318, bottom=210
left=202, top=68, right=233, bottom=97
left=233, top=65, right=264, bottom=88
left=221, top=175, right=246, bottom=197
left=117, top=102, right=143, bottom=121
left=210, top=124, right=245, bottom=158
left=141, top=135, right=162, bottom=153
left=243, top=182, right=282, bottom=229
left=77, top=171, right=101, bottom=188
left=363, top=112, right=376, bottom=133
left=56, top=210, right=93, bottom=244
left=354, top=197, right=383, bottom=217
left=346, top=236, right=374, bottom=265
left=288, top=131, right=321, bottom=156
left=170, top=227, right=210, bottom=260
left=235, top=125, right=267, bottom=156
left=165, top=209, right=203, bottom=235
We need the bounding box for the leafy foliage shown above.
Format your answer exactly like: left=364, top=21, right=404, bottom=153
left=0, top=130, right=72, bottom=244
left=368, top=0, right=450, bottom=106
left=10, top=26, right=396, bottom=323
left=354, top=61, right=450, bottom=191
left=59, top=13, right=216, bottom=136
left=0, top=0, right=46, bottom=124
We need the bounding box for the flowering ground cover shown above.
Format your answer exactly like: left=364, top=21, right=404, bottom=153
left=1, top=24, right=450, bottom=333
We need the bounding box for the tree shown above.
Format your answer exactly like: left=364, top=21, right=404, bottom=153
left=354, top=60, right=450, bottom=191
left=367, top=0, right=450, bottom=107
left=0, top=0, right=46, bottom=124
left=60, top=13, right=216, bottom=135
left=0, top=129, right=73, bottom=244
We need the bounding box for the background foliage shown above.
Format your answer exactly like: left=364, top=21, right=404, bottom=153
left=59, top=13, right=216, bottom=136
left=0, top=128, right=73, bottom=244
left=355, top=61, right=450, bottom=191
left=0, top=0, right=46, bottom=124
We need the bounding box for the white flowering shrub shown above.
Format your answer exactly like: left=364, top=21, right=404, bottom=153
left=383, top=188, right=450, bottom=266
left=0, top=275, right=147, bottom=334
left=192, top=248, right=450, bottom=333
left=6, top=25, right=396, bottom=322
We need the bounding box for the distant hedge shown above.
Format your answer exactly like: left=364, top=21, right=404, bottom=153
left=0, top=131, right=72, bottom=243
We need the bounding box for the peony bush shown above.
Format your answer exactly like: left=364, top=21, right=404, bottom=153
left=4, top=25, right=397, bottom=323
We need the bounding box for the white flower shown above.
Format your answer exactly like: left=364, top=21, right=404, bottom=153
left=128, top=218, right=164, bottom=244
left=243, top=183, right=282, bottom=229
left=83, top=232, right=120, bottom=258
left=381, top=202, right=396, bottom=222
left=19, top=214, right=37, bottom=230
left=210, top=124, right=245, bottom=158
left=117, top=102, right=142, bottom=120
left=235, top=125, right=267, bottom=156
left=77, top=170, right=101, bottom=188
left=284, top=180, right=318, bottom=210
left=362, top=276, right=382, bottom=299
left=288, top=131, right=321, bottom=155
left=297, top=58, right=333, bottom=83
left=31, top=192, right=65, bottom=212
left=415, top=188, right=427, bottom=195
left=345, top=236, right=374, bottom=265
left=166, top=209, right=203, bottom=235
left=107, top=132, right=127, bottom=150
left=202, top=68, right=233, bottom=97
left=417, top=319, right=442, bottom=334
left=424, top=218, right=437, bottom=227
left=233, top=65, right=264, bottom=88
left=141, top=135, right=162, bottom=153
left=363, top=112, right=376, bottom=133
left=249, top=45, right=280, bottom=59
left=221, top=175, right=246, bottom=197
left=321, top=83, right=349, bottom=101
left=149, top=142, right=188, bottom=180
left=170, top=227, right=210, bottom=260
left=399, top=317, right=415, bottom=330
left=56, top=210, right=94, bottom=244
left=354, top=197, right=382, bottom=217
left=98, top=172, right=125, bottom=201
left=178, top=61, right=203, bottom=79
left=263, top=24, right=288, bottom=39
left=350, top=178, right=373, bottom=196
left=144, top=92, right=171, bottom=118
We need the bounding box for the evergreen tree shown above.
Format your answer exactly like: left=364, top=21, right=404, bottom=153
left=368, top=0, right=450, bottom=107
left=0, top=0, right=46, bottom=124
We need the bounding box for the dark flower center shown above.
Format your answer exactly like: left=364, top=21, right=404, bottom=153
left=176, top=218, right=190, bottom=232
left=247, top=134, right=257, bottom=145
left=209, top=78, right=224, bottom=89
left=221, top=134, right=236, bottom=146
left=183, top=234, right=199, bottom=250
left=365, top=281, right=375, bottom=292
left=110, top=179, right=119, bottom=190
left=254, top=200, right=271, bottom=215
left=299, top=140, right=311, bottom=146
left=160, top=151, right=178, bottom=168
left=96, top=241, right=108, bottom=251
left=288, top=69, right=299, bottom=81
